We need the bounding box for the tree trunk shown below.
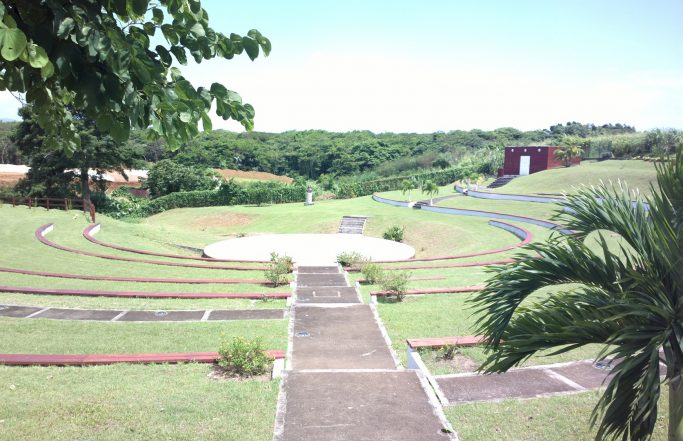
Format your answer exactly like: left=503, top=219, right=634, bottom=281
left=80, top=167, right=91, bottom=205
left=669, top=365, right=683, bottom=440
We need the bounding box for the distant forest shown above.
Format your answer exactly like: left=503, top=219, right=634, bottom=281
left=0, top=120, right=663, bottom=180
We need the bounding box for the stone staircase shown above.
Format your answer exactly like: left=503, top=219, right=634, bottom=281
left=487, top=175, right=518, bottom=189
left=337, top=216, right=368, bottom=234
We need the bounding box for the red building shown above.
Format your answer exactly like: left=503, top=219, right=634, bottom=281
left=502, top=146, right=580, bottom=176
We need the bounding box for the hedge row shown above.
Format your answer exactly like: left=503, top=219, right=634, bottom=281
left=334, top=166, right=475, bottom=198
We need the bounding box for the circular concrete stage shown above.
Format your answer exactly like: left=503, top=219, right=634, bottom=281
left=204, top=234, right=415, bottom=265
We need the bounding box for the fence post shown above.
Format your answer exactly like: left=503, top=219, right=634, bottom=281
left=46, top=198, right=50, bottom=210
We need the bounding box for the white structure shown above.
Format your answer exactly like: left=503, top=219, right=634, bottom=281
left=204, top=234, right=415, bottom=266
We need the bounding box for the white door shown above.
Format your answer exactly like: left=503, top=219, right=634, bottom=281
left=519, top=156, right=530, bottom=176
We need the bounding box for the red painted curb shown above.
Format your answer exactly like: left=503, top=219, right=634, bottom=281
left=0, top=285, right=290, bottom=299
left=372, top=221, right=533, bottom=263
left=0, top=350, right=285, bottom=366
left=83, top=224, right=269, bottom=263
left=36, top=224, right=266, bottom=271
left=357, top=276, right=447, bottom=283
left=371, top=286, right=484, bottom=296
left=347, top=259, right=515, bottom=271
left=0, top=266, right=272, bottom=285
left=407, top=335, right=485, bottom=349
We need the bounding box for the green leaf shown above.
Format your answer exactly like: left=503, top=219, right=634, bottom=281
left=189, top=22, right=205, bottom=38
left=156, top=45, right=172, bottom=66
left=151, top=8, right=164, bottom=24
left=40, top=61, right=54, bottom=79
left=178, top=111, right=191, bottom=123
left=56, top=17, right=75, bottom=38
left=169, top=45, right=186, bottom=65
left=129, top=0, right=148, bottom=16
left=241, top=36, right=259, bottom=61
left=201, top=112, right=212, bottom=131
left=0, top=28, right=27, bottom=61
left=28, top=45, right=49, bottom=68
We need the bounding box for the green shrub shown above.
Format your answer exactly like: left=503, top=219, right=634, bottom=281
left=217, top=337, right=271, bottom=377
left=336, top=251, right=365, bottom=267
left=380, top=271, right=410, bottom=301
left=360, top=262, right=384, bottom=284
left=383, top=225, right=405, bottom=242
left=440, top=344, right=458, bottom=360
left=265, top=252, right=292, bottom=286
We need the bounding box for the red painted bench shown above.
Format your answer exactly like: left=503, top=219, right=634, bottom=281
left=371, top=286, right=484, bottom=296
left=0, top=350, right=285, bottom=366
left=407, top=336, right=486, bottom=350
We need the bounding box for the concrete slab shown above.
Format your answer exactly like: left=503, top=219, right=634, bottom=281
left=549, top=361, right=611, bottom=389
left=278, top=371, right=451, bottom=441
left=118, top=310, right=205, bottom=321
left=35, top=308, right=123, bottom=321
left=292, top=305, right=396, bottom=369
left=436, top=369, right=574, bottom=403
left=0, top=305, right=43, bottom=318
left=296, top=273, right=348, bottom=287
left=203, top=234, right=415, bottom=265
left=207, top=309, right=285, bottom=320
left=296, top=287, right=360, bottom=304
left=296, top=266, right=340, bottom=274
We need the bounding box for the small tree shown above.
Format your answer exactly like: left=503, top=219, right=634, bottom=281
left=380, top=271, right=410, bottom=301
left=264, top=252, right=292, bottom=287
left=421, top=179, right=439, bottom=205
left=555, top=136, right=585, bottom=167
left=401, top=178, right=416, bottom=202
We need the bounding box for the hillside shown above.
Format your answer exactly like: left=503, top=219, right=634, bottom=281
left=492, top=160, right=658, bottom=196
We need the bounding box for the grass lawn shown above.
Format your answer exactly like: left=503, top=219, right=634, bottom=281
left=0, top=293, right=286, bottom=310
left=446, top=389, right=668, bottom=440
left=0, top=317, right=288, bottom=353
left=0, top=364, right=280, bottom=441
left=144, top=196, right=518, bottom=259
left=435, top=196, right=562, bottom=220
left=493, top=160, right=657, bottom=196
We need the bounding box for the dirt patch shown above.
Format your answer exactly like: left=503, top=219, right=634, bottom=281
left=207, top=364, right=271, bottom=382
left=425, top=351, right=480, bottom=374
left=216, top=169, right=293, bottom=184
left=0, top=172, right=24, bottom=187
left=192, top=213, right=255, bottom=229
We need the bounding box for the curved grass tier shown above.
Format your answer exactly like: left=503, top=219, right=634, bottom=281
left=37, top=224, right=266, bottom=271
left=0, top=266, right=271, bottom=285
left=83, top=223, right=270, bottom=263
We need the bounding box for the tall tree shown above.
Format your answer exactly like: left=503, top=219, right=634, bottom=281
left=13, top=106, right=143, bottom=202
left=471, top=149, right=683, bottom=440
left=0, top=1, right=270, bottom=151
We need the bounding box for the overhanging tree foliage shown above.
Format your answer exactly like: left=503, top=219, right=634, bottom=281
left=0, top=1, right=270, bottom=151
left=471, top=150, right=683, bottom=440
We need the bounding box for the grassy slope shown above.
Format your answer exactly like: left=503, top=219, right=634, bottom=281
left=0, top=317, right=288, bottom=353
left=0, top=364, right=280, bottom=441
left=494, top=160, right=657, bottom=196
left=446, top=389, right=668, bottom=440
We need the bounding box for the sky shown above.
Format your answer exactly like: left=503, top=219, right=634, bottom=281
left=1, top=0, right=681, bottom=133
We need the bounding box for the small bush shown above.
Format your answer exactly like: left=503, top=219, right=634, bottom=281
left=383, top=225, right=405, bottom=242
left=361, top=262, right=384, bottom=284
left=217, top=337, right=271, bottom=377
left=336, top=251, right=365, bottom=267
left=440, top=344, right=458, bottom=360
left=380, top=271, right=411, bottom=301
left=265, top=252, right=292, bottom=287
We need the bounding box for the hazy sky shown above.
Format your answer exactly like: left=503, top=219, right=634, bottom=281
left=1, top=0, right=681, bottom=133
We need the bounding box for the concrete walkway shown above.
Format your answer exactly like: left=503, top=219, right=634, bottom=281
left=274, top=266, right=453, bottom=441
left=0, top=305, right=285, bottom=322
